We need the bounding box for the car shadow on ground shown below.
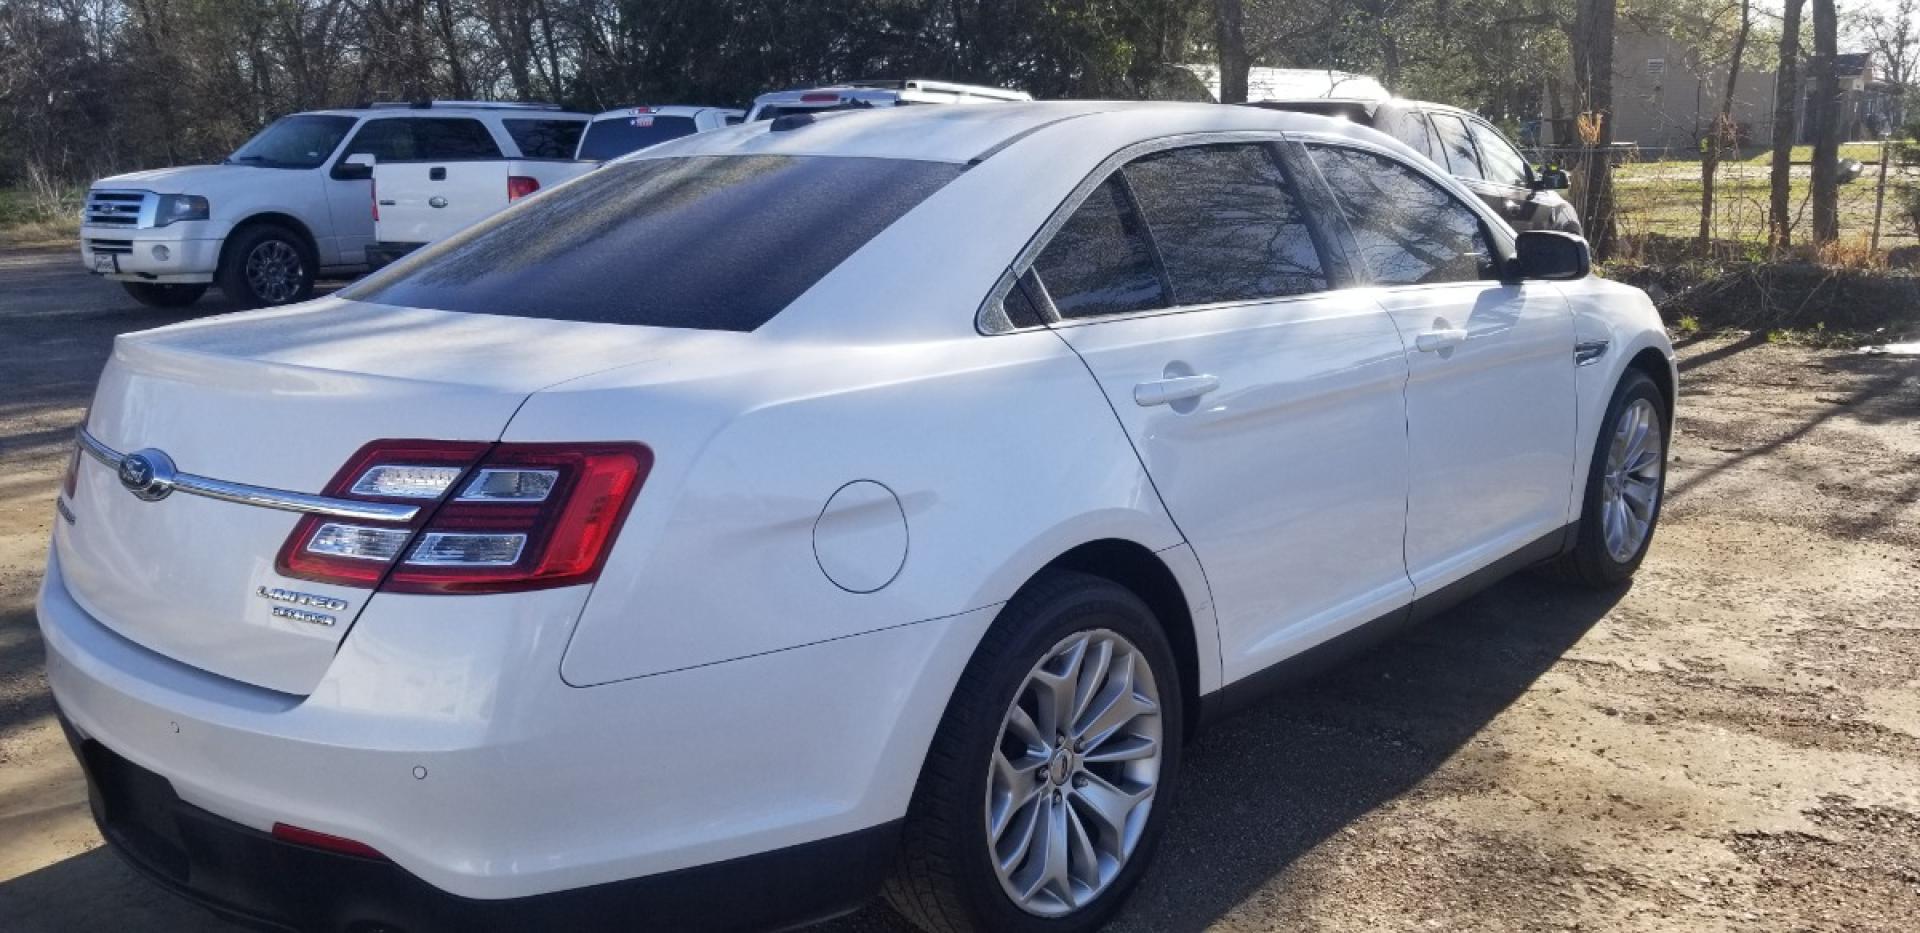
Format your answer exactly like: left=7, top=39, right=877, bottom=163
left=826, top=573, right=1628, bottom=932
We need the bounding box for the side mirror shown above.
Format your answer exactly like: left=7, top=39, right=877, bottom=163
left=333, top=153, right=375, bottom=181
left=1533, top=166, right=1570, bottom=191
left=1512, top=230, right=1590, bottom=281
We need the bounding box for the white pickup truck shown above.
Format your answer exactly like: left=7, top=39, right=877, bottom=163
left=79, top=101, right=589, bottom=309
left=744, top=79, right=1031, bottom=121
left=369, top=105, right=741, bottom=267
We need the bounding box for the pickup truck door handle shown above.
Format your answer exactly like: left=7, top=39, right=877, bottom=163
left=1414, top=328, right=1469, bottom=353
left=1134, top=375, right=1220, bottom=407
left=429, top=167, right=446, bottom=181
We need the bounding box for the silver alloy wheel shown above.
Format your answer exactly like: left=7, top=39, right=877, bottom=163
left=1600, top=397, right=1664, bottom=562
left=244, top=239, right=304, bottom=304
left=986, top=628, right=1163, bottom=917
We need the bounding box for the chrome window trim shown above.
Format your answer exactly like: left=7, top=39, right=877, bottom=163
left=76, top=428, right=421, bottom=523
left=975, top=129, right=1296, bottom=335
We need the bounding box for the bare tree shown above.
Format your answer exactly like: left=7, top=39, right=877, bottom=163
left=1810, top=0, right=1840, bottom=245
left=1699, top=0, right=1752, bottom=252
left=1770, top=0, right=1806, bottom=251
left=1213, top=0, right=1249, bottom=103
left=1570, top=0, right=1618, bottom=258
left=1858, top=0, right=1918, bottom=129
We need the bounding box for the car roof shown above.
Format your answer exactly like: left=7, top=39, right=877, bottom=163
left=588, top=106, right=742, bottom=120
left=303, top=106, right=592, bottom=119
left=634, top=100, right=1392, bottom=165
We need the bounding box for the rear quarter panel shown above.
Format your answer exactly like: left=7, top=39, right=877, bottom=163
left=507, top=331, right=1196, bottom=687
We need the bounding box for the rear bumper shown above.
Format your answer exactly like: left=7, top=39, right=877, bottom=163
left=38, top=547, right=991, bottom=915
left=364, top=241, right=424, bottom=271
left=65, top=719, right=898, bottom=933
left=79, top=224, right=222, bottom=282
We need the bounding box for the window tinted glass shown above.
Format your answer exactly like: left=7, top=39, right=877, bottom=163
left=227, top=115, right=356, bottom=169
left=1468, top=120, right=1531, bottom=188
left=1121, top=143, right=1326, bottom=304
left=1385, top=112, right=1440, bottom=162
left=1032, top=176, right=1168, bottom=319
left=504, top=119, right=586, bottom=159
left=342, top=118, right=502, bottom=162
left=576, top=115, right=700, bottom=160
left=1002, top=278, right=1045, bottom=328
left=344, top=155, right=961, bottom=331
left=1309, top=145, right=1494, bottom=286
left=412, top=119, right=501, bottom=159
left=1431, top=114, right=1483, bottom=180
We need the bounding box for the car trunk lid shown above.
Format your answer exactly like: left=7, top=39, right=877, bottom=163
left=54, top=297, right=705, bottom=694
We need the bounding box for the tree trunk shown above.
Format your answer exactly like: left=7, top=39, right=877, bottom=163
left=1700, top=0, right=1753, bottom=252
left=1213, top=0, right=1249, bottom=104
left=1570, top=0, right=1618, bottom=258
left=1811, top=0, right=1841, bottom=244
left=1770, top=0, right=1807, bottom=251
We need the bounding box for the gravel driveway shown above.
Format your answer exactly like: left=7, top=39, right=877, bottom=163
left=1, top=246, right=1915, bottom=931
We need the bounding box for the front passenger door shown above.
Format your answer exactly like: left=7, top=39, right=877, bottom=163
left=1306, top=143, right=1576, bottom=598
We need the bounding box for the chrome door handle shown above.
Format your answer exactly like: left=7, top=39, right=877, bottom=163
left=1134, top=374, right=1219, bottom=407
left=1415, top=328, right=1468, bottom=353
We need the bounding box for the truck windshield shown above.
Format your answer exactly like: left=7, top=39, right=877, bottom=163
left=345, top=154, right=963, bottom=331
left=576, top=115, right=699, bottom=160
left=226, top=115, right=357, bottom=169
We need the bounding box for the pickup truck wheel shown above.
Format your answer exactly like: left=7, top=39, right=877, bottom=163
left=218, top=225, right=314, bottom=309
left=885, top=571, right=1181, bottom=933
left=121, top=282, right=207, bottom=308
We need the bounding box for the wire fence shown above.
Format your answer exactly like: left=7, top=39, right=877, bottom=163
left=1531, top=142, right=1920, bottom=261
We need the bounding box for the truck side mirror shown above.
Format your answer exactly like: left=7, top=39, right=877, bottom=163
left=333, top=153, right=375, bottom=181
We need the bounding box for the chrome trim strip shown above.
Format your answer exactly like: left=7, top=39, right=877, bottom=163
left=75, top=428, right=420, bottom=523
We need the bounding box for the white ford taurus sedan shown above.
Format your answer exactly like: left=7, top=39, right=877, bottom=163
left=40, top=101, right=1673, bottom=933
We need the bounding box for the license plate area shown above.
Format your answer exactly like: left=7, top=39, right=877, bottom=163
left=92, top=252, right=120, bottom=275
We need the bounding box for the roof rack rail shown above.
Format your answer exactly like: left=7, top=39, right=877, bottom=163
left=361, top=100, right=565, bottom=111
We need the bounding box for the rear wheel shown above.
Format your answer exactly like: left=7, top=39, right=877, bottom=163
left=1549, top=369, right=1668, bottom=585
left=217, top=224, right=314, bottom=309
left=885, top=572, right=1181, bottom=933
left=121, top=282, right=207, bottom=308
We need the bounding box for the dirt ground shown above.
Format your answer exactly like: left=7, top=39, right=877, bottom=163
left=1, top=244, right=1916, bottom=932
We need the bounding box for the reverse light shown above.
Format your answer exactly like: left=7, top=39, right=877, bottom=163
left=276, top=440, right=650, bottom=594
left=507, top=175, right=540, bottom=201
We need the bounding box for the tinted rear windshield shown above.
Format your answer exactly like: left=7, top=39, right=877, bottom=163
left=576, top=115, right=699, bottom=160
left=344, top=155, right=962, bottom=331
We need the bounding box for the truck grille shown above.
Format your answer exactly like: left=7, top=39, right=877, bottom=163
left=87, top=239, right=134, bottom=254
left=85, top=190, right=152, bottom=228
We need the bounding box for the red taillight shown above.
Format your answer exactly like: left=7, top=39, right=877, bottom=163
left=800, top=92, right=841, bottom=103
left=271, top=823, right=386, bottom=860
left=275, top=440, right=650, bottom=595
left=63, top=438, right=81, bottom=499
left=506, top=175, right=540, bottom=201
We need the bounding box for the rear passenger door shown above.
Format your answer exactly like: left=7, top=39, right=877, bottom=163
left=1304, top=142, right=1576, bottom=598
left=1029, top=140, right=1415, bottom=683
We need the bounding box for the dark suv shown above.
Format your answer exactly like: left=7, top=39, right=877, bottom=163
left=1249, top=98, right=1580, bottom=236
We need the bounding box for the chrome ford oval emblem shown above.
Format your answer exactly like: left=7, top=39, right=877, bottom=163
left=428, top=196, right=449, bottom=209
left=117, top=449, right=177, bottom=502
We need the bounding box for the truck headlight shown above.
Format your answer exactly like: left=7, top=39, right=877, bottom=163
left=154, top=194, right=209, bottom=227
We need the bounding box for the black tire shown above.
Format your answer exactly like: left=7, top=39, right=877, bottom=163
left=216, top=223, right=315, bottom=309
left=1547, top=369, right=1669, bottom=586
left=884, top=571, right=1184, bottom=933
left=121, top=282, right=207, bottom=308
